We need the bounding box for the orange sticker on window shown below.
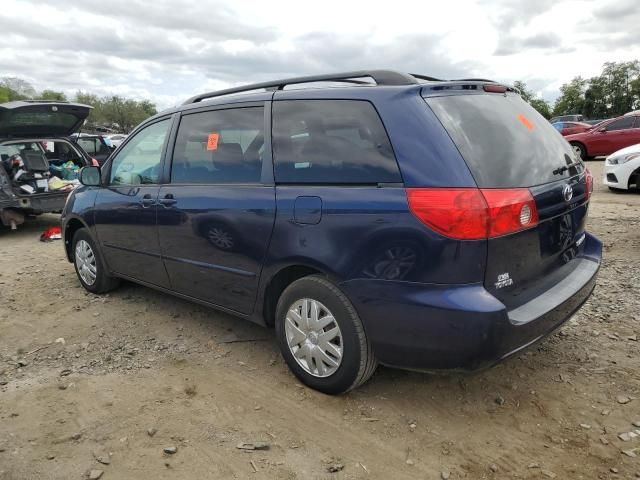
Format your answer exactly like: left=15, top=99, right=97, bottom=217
left=207, top=133, right=219, bottom=151
left=517, top=114, right=534, bottom=131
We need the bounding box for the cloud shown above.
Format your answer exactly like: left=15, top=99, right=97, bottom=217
left=578, top=0, right=640, bottom=50
left=0, top=2, right=484, bottom=108
left=0, top=0, right=638, bottom=109
left=494, top=32, right=573, bottom=56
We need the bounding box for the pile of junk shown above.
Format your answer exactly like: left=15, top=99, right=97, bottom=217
left=2, top=151, right=80, bottom=194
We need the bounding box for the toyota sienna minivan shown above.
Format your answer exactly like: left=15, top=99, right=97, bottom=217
left=61, top=70, right=601, bottom=394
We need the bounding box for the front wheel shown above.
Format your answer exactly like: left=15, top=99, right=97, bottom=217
left=275, top=275, right=377, bottom=394
left=72, top=229, right=120, bottom=294
left=570, top=142, right=587, bottom=161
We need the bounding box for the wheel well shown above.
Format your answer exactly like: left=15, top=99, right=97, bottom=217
left=570, top=141, right=587, bottom=155
left=64, top=219, right=85, bottom=261
left=262, top=265, right=323, bottom=327
left=629, top=167, right=640, bottom=189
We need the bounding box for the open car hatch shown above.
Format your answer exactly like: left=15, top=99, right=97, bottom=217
left=0, top=101, right=92, bottom=138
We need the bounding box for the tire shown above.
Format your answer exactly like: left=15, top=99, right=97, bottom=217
left=72, top=229, right=120, bottom=294
left=570, top=142, right=587, bottom=161
left=275, top=275, right=377, bottom=394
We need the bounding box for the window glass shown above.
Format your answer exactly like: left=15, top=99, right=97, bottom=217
left=426, top=93, right=582, bottom=188
left=606, top=117, right=634, bottom=131
left=171, top=107, right=264, bottom=184
left=110, top=119, right=170, bottom=185
left=272, top=100, right=401, bottom=184
left=78, top=138, right=97, bottom=154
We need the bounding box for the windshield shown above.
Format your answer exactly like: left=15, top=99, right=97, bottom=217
left=425, top=93, right=583, bottom=188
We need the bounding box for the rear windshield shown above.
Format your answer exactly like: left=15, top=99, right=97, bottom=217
left=6, top=112, right=79, bottom=130
left=425, top=93, right=582, bottom=187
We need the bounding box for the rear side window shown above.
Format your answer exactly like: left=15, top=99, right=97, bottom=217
left=171, top=107, right=264, bottom=184
left=272, top=100, right=401, bottom=184
left=606, top=117, right=635, bottom=131
left=426, top=94, right=582, bottom=188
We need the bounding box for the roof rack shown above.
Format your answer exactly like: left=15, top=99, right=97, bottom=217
left=452, top=78, right=498, bottom=83
left=183, top=70, right=420, bottom=104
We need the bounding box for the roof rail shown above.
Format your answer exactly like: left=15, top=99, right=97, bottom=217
left=183, top=70, right=420, bottom=104
left=452, top=78, right=498, bottom=83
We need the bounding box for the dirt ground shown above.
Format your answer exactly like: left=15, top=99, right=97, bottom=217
left=1, top=161, right=639, bottom=480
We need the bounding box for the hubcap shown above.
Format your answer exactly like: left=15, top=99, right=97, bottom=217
left=75, top=239, right=97, bottom=286
left=572, top=145, right=583, bottom=159
left=284, top=298, right=343, bottom=378
left=208, top=227, right=234, bottom=249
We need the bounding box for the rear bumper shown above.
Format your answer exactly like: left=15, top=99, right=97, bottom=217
left=0, top=190, right=68, bottom=214
left=340, top=233, right=602, bottom=371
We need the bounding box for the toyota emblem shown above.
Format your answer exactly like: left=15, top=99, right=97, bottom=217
left=562, top=184, right=573, bottom=202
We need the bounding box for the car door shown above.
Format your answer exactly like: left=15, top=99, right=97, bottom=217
left=94, top=117, right=173, bottom=288
left=592, top=116, right=636, bottom=155
left=157, top=103, right=276, bottom=314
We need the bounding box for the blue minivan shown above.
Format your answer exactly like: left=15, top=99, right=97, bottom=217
left=62, top=70, right=601, bottom=394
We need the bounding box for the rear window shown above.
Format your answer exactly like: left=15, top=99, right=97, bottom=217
left=426, top=93, right=582, bottom=188
left=272, top=100, right=401, bottom=184
left=5, top=112, right=79, bottom=129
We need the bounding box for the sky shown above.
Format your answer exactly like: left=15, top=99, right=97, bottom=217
left=1, top=0, right=639, bottom=109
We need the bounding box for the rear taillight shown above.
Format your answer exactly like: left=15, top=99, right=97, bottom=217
left=481, top=189, right=539, bottom=237
left=585, top=168, right=593, bottom=200
left=406, top=189, right=488, bottom=240
left=407, top=188, right=539, bottom=240
left=483, top=84, right=507, bottom=93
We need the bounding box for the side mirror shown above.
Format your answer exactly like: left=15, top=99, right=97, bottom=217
left=79, top=166, right=101, bottom=186
left=597, top=127, right=607, bottom=133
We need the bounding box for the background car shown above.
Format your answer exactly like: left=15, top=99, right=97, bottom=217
left=107, top=134, right=128, bottom=148
left=565, top=113, right=640, bottom=160
left=550, top=114, right=584, bottom=123
left=603, top=143, right=640, bottom=191
left=70, top=133, right=115, bottom=165
left=0, top=101, right=93, bottom=229
left=552, top=121, right=592, bottom=136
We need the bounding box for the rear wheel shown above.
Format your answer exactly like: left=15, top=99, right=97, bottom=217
left=275, top=275, right=377, bottom=394
left=72, top=229, right=120, bottom=294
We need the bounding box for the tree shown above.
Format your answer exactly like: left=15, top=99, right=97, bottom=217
left=73, top=92, right=157, bottom=133
left=0, top=87, right=10, bottom=103
left=0, top=77, right=36, bottom=100
left=583, top=75, right=608, bottom=119
left=513, top=81, right=552, bottom=119
left=38, top=89, right=67, bottom=101
left=553, top=77, right=586, bottom=117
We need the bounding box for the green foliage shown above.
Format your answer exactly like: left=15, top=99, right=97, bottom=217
left=38, top=90, right=67, bottom=101
left=0, top=77, right=36, bottom=100
left=0, top=87, right=10, bottom=103
left=513, top=80, right=552, bottom=119
left=553, top=77, right=587, bottom=117
left=73, top=92, right=158, bottom=133
left=553, top=61, right=640, bottom=118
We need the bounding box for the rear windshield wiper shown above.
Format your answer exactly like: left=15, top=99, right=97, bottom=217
left=552, top=161, right=581, bottom=175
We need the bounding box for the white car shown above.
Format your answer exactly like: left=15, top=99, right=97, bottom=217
left=107, top=134, right=128, bottom=148
left=603, top=143, right=640, bottom=191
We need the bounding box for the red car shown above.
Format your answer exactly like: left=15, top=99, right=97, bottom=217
left=566, top=114, right=640, bottom=159
left=552, top=121, right=592, bottom=136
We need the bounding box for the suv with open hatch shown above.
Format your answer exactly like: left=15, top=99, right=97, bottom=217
left=0, top=101, right=96, bottom=229
left=62, top=70, right=601, bottom=394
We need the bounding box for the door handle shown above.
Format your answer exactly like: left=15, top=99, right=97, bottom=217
left=140, top=193, right=155, bottom=208
left=159, top=193, right=177, bottom=207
